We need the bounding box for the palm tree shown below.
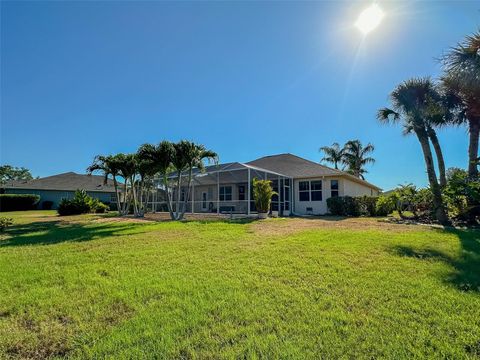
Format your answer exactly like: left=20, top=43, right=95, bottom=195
left=137, top=141, right=176, bottom=219
left=114, top=153, right=138, bottom=216
left=135, top=144, right=163, bottom=217
left=319, top=143, right=344, bottom=169
left=396, top=83, right=448, bottom=187
left=341, top=140, right=375, bottom=179
left=176, top=141, right=217, bottom=220
left=377, top=78, right=449, bottom=225
left=442, top=31, right=480, bottom=178
left=87, top=155, right=122, bottom=213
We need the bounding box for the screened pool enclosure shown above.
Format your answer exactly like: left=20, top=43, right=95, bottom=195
left=149, top=162, right=293, bottom=216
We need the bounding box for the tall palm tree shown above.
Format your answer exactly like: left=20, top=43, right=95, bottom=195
left=135, top=144, right=164, bottom=217
left=341, top=140, right=375, bottom=180
left=114, top=153, right=138, bottom=216
left=398, top=84, right=448, bottom=187
left=377, top=78, right=449, bottom=225
left=137, top=141, right=176, bottom=219
left=442, top=31, right=480, bottom=178
left=87, top=155, right=122, bottom=213
left=319, top=143, right=344, bottom=169
left=176, top=141, right=217, bottom=220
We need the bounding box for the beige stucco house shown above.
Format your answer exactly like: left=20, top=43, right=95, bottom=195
left=166, top=153, right=381, bottom=216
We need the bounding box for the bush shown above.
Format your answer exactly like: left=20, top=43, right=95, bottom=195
left=443, top=168, right=480, bottom=221
left=326, top=196, right=372, bottom=217
left=42, top=200, right=54, bottom=210
left=375, top=195, right=396, bottom=216
left=252, top=178, right=277, bottom=213
left=0, top=194, right=40, bottom=211
left=57, top=189, right=108, bottom=216
left=343, top=196, right=361, bottom=216
left=88, top=198, right=109, bottom=213
left=0, top=217, right=13, bottom=232
left=326, top=197, right=344, bottom=215
left=356, top=196, right=378, bottom=216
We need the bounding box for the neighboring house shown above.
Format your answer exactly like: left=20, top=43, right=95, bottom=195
left=1, top=172, right=120, bottom=209
left=167, top=153, right=381, bottom=216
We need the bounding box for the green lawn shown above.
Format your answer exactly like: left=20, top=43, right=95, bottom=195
left=0, top=211, right=479, bottom=359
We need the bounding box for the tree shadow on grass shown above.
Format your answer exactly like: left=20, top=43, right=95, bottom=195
left=392, top=229, right=480, bottom=292
left=0, top=220, right=148, bottom=247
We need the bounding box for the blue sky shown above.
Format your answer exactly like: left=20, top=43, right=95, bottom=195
left=1, top=1, right=478, bottom=190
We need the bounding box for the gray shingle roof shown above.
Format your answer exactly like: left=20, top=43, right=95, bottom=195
left=247, top=153, right=381, bottom=190
left=2, top=172, right=120, bottom=193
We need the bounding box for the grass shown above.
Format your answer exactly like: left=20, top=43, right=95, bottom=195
left=0, top=211, right=479, bottom=359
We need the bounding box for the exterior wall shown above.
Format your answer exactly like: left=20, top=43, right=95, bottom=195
left=293, top=177, right=379, bottom=215
left=342, top=179, right=380, bottom=197
left=4, top=189, right=115, bottom=209
left=293, top=177, right=340, bottom=215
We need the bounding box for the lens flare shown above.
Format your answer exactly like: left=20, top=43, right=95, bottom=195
left=355, top=4, right=384, bottom=35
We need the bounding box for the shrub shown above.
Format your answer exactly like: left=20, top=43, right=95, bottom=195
left=443, top=168, right=480, bottom=220
left=0, top=194, right=40, bottom=211
left=252, top=178, right=277, bottom=213
left=88, top=198, right=109, bottom=213
left=327, top=196, right=381, bottom=217
left=357, top=195, right=378, bottom=216
left=42, top=200, right=54, bottom=210
left=343, top=196, right=360, bottom=216
left=0, top=217, right=13, bottom=232
left=57, top=199, right=80, bottom=216
left=326, top=197, right=344, bottom=215
left=57, top=189, right=108, bottom=216
left=375, top=195, right=396, bottom=216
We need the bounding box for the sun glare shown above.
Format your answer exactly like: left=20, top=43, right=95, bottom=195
left=355, top=4, right=384, bottom=35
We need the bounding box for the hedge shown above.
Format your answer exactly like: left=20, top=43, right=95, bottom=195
left=0, top=194, right=40, bottom=211
left=327, top=195, right=381, bottom=217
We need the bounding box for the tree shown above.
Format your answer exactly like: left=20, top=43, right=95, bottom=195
left=341, top=140, right=375, bottom=179
left=377, top=78, right=450, bottom=225
left=396, top=83, right=448, bottom=187
left=87, top=155, right=123, bottom=213
left=177, top=140, right=218, bottom=220
left=144, top=141, right=176, bottom=219
left=0, top=165, right=34, bottom=184
left=319, top=143, right=344, bottom=169
left=136, top=140, right=217, bottom=221
left=252, top=178, right=277, bottom=217
left=442, top=31, right=480, bottom=178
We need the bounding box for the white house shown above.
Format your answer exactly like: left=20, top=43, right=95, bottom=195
left=163, top=153, right=381, bottom=216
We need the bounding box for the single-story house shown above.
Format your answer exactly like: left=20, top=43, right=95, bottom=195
left=165, top=153, right=381, bottom=216
left=2, top=172, right=120, bottom=209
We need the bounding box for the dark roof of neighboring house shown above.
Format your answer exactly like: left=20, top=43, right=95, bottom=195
left=2, top=172, right=120, bottom=193
left=247, top=153, right=381, bottom=190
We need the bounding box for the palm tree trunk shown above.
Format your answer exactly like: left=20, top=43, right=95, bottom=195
left=174, top=170, right=183, bottom=220
left=122, top=182, right=129, bottom=216
left=468, top=117, right=480, bottom=178
left=178, top=168, right=193, bottom=220
left=112, top=177, right=122, bottom=215
left=163, top=175, right=175, bottom=220
left=415, top=129, right=449, bottom=225
left=426, top=125, right=447, bottom=187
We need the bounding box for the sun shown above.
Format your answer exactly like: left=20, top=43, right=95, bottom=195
left=355, top=4, right=384, bottom=35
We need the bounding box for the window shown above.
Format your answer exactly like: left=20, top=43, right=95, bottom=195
left=238, top=185, right=245, bottom=201
left=311, top=180, right=322, bottom=201
left=331, top=180, right=339, bottom=198
left=299, top=181, right=310, bottom=201
left=219, top=186, right=232, bottom=201
left=110, top=193, right=117, bottom=203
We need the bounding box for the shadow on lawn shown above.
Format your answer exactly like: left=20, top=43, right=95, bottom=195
left=0, top=220, right=147, bottom=247
left=392, top=229, right=480, bottom=292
